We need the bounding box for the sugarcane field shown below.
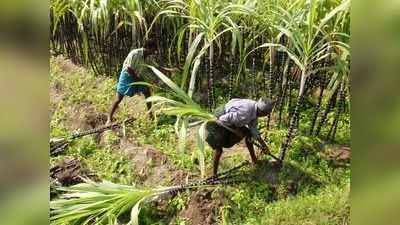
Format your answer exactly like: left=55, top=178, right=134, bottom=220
left=50, top=0, right=350, bottom=224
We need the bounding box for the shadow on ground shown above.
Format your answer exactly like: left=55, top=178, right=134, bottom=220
left=249, top=160, right=322, bottom=186
left=236, top=159, right=325, bottom=202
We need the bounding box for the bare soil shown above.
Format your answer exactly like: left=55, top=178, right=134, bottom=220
left=53, top=55, right=84, bottom=74
left=50, top=157, right=97, bottom=186
left=65, top=103, right=107, bottom=131
left=321, top=145, right=351, bottom=167
left=119, top=137, right=191, bottom=186
left=178, top=189, right=225, bottom=225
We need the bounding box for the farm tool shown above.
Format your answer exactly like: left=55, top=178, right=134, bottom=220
left=50, top=118, right=135, bottom=156
left=251, top=139, right=281, bottom=162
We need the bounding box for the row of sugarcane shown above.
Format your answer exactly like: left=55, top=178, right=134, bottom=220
left=50, top=0, right=350, bottom=165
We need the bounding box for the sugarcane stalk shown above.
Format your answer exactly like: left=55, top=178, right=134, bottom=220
left=266, top=46, right=275, bottom=129
left=252, top=36, right=257, bottom=98
left=327, top=80, right=345, bottom=140
left=314, top=88, right=339, bottom=136
left=309, top=72, right=327, bottom=135
left=168, top=161, right=250, bottom=195
left=278, top=55, right=289, bottom=127
left=279, top=94, right=304, bottom=161
left=229, top=51, right=235, bottom=99
left=207, top=42, right=215, bottom=111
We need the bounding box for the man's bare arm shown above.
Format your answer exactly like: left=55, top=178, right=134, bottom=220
left=127, top=67, right=141, bottom=80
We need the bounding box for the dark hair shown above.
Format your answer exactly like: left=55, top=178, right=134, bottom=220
left=256, top=97, right=274, bottom=114
left=144, top=39, right=157, bottom=51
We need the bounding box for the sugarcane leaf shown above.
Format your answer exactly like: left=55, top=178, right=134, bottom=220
left=147, top=66, right=195, bottom=105
left=197, top=122, right=207, bottom=178
left=145, top=96, right=181, bottom=105
left=319, top=0, right=350, bottom=29
left=176, top=26, right=187, bottom=62
left=129, top=81, right=156, bottom=88
left=188, top=56, right=201, bottom=98
left=182, top=32, right=204, bottom=89
left=129, top=198, right=146, bottom=225
left=178, top=117, right=188, bottom=153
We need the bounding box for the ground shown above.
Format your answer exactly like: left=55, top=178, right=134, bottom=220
left=50, top=55, right=350, bottom=225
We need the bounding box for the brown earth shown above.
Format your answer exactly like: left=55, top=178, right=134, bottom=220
left=65, top=103, right=107, bottom=131
left=321, top=145, right=351, bottom=167
left=330, top=146, right=351, bottom=161
left=178, top=189, right=225, bottom=225
left=50, top=157, right=97, bottom=186
left=53, top=55, right=84, bottom=74
left=119, top=136, right=191, bottom=186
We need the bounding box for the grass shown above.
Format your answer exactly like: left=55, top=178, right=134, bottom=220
left=237, top=184, right=350, bottom=225
left=50, top=56, right=350, bottom=225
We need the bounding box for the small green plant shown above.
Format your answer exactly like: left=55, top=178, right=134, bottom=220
left=76, top=137, right=97, bottom=157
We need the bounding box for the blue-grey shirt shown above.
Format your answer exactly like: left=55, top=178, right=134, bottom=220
left=218, top=98, right=260, bottom=138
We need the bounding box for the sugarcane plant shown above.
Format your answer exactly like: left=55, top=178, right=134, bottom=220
left=50, top=0, right=157, bottom=76
left=274, top=0, right=350, bottom=161
left=136, top=66, right=217, bottom=176
left=148, top=0, right=255, bottom=110
left=50, top=161, right=249, bottom=225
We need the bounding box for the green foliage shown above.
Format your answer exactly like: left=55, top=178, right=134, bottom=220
left=252, top=185, right=350, bottom=225
left=144, top=66, right=217, bottom=177
left=50, top=180, right=158, bottom=225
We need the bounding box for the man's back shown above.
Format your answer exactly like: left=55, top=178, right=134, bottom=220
left=220, top=98, right=258, bottom=127
left=122, top=48, right=145, bottom=72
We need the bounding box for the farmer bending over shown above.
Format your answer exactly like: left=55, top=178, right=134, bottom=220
left=206, top=98, right=274, bottom=176
left=107, top=40, right=175, bottom=124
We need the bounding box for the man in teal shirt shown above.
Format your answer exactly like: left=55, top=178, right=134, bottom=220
left=107, top=40, right=176, bottom=124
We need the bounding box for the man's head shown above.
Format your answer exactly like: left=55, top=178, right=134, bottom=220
left=143, top=39, right=158, bottom=56
left=256, top=98, right=274, bottom=117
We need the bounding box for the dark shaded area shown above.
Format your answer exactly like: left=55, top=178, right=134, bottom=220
left=205, top=121, right=249, bottom=149
left=50, top=158, right=97, bottom=187
left=244, top=160, right=324, bottom=199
